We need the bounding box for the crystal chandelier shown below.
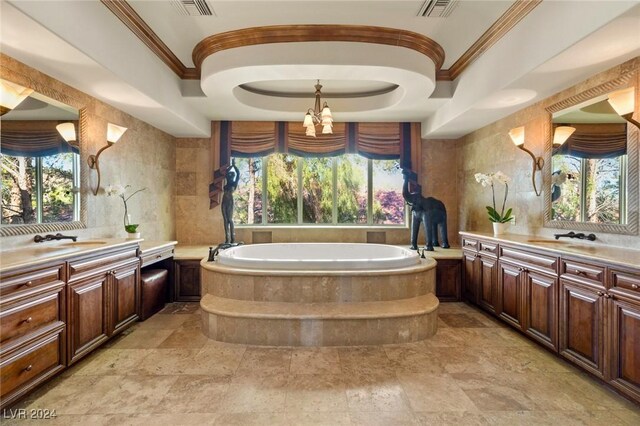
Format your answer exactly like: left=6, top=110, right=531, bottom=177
left=302, top=80, right=333, bottom=137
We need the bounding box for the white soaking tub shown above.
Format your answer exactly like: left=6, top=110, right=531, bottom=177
left=215, top=243, right=420, bottom=270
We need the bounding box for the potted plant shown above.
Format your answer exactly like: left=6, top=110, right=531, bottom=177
left=474, top=171, right=513, bottom=235
left=106, top=184, right=147, bottom=239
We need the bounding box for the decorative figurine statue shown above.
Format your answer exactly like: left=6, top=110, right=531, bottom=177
left=402, top=170, right=450, bottom=251
left=221, top=159, right=240, bottom=244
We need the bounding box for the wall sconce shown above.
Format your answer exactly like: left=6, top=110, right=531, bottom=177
left=607, top=87, right=640, bottom=129
left=56, top=122, right=77, bottom=143
left=508, top=126, right=544, bottom=196
left=0, top=80, right=34, bottom=116
left=86, top=123, right=128, bottom=195
left=553, top=126, right=576, bottom=147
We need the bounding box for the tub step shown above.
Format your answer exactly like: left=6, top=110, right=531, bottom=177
left=200, top=293, right=439, bottom=346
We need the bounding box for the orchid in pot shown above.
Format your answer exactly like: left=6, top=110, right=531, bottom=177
left=106, top=184, right=147, bottom=238
left=474, top=171, right=513, bottom=235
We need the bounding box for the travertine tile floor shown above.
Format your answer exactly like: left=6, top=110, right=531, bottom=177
left=7, top=302, right=640, bottom=425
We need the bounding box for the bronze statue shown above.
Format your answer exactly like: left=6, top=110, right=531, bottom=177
left=402, top=170, right=450, bottom=251
left=221, top=159, right=240, bottom=244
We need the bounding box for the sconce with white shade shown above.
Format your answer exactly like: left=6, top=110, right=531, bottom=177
left=607, top=87, right=639, bottom=129
left=508, top=126, right=544, bottom=196
left=0, top=80, right=34, bottom=116
left=84, top=123, right=128, bottom=196
left=56, top=122, right=77, bottom=144
left=552, top=126, right=576, bottom=147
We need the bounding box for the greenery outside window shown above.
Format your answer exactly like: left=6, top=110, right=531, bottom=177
left=234, top=154, right=406, bottom=226
left=1, top=152, right=80, bottom=224
left=552, top=153, right=627, bottom=224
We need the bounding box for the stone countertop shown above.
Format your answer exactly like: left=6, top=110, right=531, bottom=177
left=139, top=240, right=177, bottom=255
left=174, top=244, right=463, bottom=261
left=0, top=238, right=142, bottom=274
left=460, top=231, right=640, bottom=269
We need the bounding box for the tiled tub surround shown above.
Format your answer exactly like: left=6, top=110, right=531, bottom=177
left=200, top=257, right=439, bottom=346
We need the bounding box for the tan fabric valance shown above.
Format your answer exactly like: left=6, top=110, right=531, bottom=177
left=1, top=120, right=79, bottom=157
left=553, top=123, right=627, bottom=159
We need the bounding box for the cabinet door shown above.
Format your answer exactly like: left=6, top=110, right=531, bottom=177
left=67, top=274, right=109, bottom=365
left=559, top=278, right=606, bottom=378
left=174, top=260, right=201, bottom=302
left=497, top=261, right=524, bottom=329
left=462, top=251, right=478, bottom=304
left=609, top=295, right=640, bottom=401
left=478, top=255, right=498, bottom=314
left=435, top=259, right=462, bottom=302
left=524, top=270, right=558, bottom=351
left=110, top=263, right=140, bottom=336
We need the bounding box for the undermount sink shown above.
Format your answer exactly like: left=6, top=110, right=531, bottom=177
left=61, top=241, right=108, bottom=247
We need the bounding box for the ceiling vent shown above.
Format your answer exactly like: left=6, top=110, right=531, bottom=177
left=170, top=0, right=215, bottom=16
left=417, top=0, right=458, bottom=18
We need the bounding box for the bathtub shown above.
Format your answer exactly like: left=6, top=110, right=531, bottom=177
left=201, top=242, right=438, bottom=346
left=215, top=243, right=420, bottom=270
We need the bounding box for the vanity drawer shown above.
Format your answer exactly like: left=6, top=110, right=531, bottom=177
left=0, top=289, right=64, bottom=343
left=609, top=268, right=640, bottom=298
left=140, top=248, right=174, bottom=268
left=499, top=245, right=558, bottom=273
left=479, top=241, right=499, bottom=257
left=0, top=328, right=65, bottom=401
left=0, top=264, right=65, bottom=302
left=562, top=259, right=605, bottom=284
left=462, top=237, right=479, bottom=251
left=67, top=246, right=138, bottom=281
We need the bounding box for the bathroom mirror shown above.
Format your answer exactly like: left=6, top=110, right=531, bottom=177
left=544, top=76, right=638, bottom=235
left=0, top=79, right=87, bottom=237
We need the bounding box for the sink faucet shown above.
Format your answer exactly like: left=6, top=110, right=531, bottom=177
left=554, top=232, right=596, bottom=241
left=34, top=233, right=78, bottom=243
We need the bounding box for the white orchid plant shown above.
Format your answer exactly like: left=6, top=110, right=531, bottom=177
left=106, top=184, right=147, bottom=233
left=474, top=171, right=514, bottom=224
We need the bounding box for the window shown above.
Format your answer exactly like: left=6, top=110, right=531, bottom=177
left=1, top=152, right=80, bottom=225
left=552, top=153, right=626, bottom=224
left=234, top=154, right=406, bottom=226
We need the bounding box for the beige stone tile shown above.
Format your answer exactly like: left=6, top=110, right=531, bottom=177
left=384, top=342, right=445, bottom=374
left=87, top=375, right=179, bottom=414
left=137, top=313, right=192, bottom=330
left=21, top=376, right=104, bottom=415
left=349, top=411, right=419, bottom=425
left=154, top=375, right=230, bottom=414
left=285, top=374, right=348, bottom=412
left=612, top=408, right=640, bottom=425
left=71, top=349, right=151, bottom=376
left=130, top=348, right=200, bottom=375
left=102, top=413, right=218, bottom=425
left=480, top=346, right=574, bottom=374
left=396, top=372, right=478, bottom=412
left=220, top=374, right=288, bottom=413
left=158, top=327, right=209, bottom=349
left=344, top=372, right=412, bottom=413
left=285, top=411, right=350, bottom=425
left=235, top=347, right=292, bottom=376
left=159, top=302, right=200, bottom=315
left=213, top=412, right=289, bottom=425
left=107, top=329, right=173, bottom=349
left=290, top=347, right=341, bottom=375
left=414, top=411, right=488, bottom=426
left=338, top=347, right=394, bottom=376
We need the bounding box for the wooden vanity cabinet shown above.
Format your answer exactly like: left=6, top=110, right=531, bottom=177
left=0, top=262, right=66, bottom=408
left=462, top=239, right=498, bottom=311
left=174, top=260, right=201, bottom=302
left=66, top=246, right=140, bottom=365
left=435, top=259, right=462, bottom=302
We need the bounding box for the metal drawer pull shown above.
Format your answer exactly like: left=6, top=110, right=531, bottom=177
left=575, top=270, right=587, bottom=276
left=23, top=281, right=33, bottom=287
left=604, top=293, right=612, bottom=299
left=24, top=365, right=33, bottom=372
left=631, top=284, right=639, bottom=290
left=24, top=317, right=33, bottom=324
left=597, top=291, right=605, bottom=297
left=156, top=255, right=162, bottom=258
left=483, top=247, right=493, bottom=251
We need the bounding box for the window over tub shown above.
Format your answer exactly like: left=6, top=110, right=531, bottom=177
left=233, top=154, right=406, bottom=226
left=209, top=121, right=421, bottom=227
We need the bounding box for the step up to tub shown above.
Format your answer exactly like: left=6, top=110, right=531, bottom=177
left=200, top=293, right=439, bottom=346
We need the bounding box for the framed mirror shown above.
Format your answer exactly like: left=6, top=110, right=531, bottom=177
left=0, top=79, right=87, bottom=236
left=544, top=74, right=638, bottom=235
